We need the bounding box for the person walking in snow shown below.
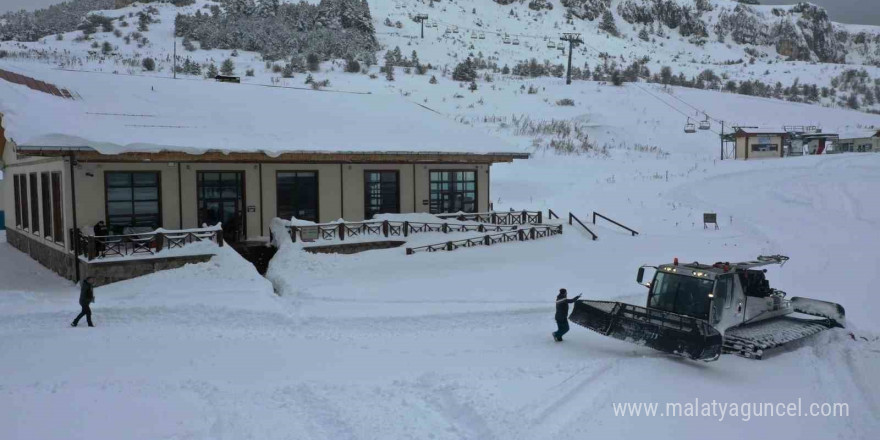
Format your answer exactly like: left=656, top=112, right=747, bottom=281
left=553, top=288, right=580, bottom=342
left=71, top=277, right=96, bottom=327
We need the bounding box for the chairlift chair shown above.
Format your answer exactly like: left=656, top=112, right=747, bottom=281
left=503, top=38, right=511, bottom=44
left=699, top=116, right=711, bottom=131
left=512, top=38, right=520, bottom=45
left=479, top=33, right=486, bottom=39
left=547, top=41, right=556, bottom=49
left=684, top=119, right=697, bottom=134
left=471, top=33, right=477, bottom=39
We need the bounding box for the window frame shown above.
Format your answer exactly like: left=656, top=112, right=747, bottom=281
left=428, top=169, right=478, bottom=214
left=51, top=172, right=65, bottom=245
left=41, top=172, right=52, bottom=239
left=29, top=173, right=39, bottom=235
left=13, top=174, right=22, bottom=228
left=275, top=170, right=320, bottom=223
left=363, top=170, right=401, bottom=220
left=104, top=171, right=163, bottom=234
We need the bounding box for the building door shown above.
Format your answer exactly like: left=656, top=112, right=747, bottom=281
left=197, top=171, right=245, bottom=243
left=429, top=170, right=477, bottom=214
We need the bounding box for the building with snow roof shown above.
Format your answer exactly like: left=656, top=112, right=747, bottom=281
left=838, top=130, right=880, bottom=153
left=730, top=128, right=789, bottom=160
left=0, top=63, right=526, bottom=281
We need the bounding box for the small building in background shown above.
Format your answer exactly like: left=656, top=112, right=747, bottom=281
left=838, top=130, right=880, bottom=153
left=732, top=128, right=789, bottom=160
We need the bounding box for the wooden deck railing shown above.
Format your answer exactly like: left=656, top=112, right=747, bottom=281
left=592, top=212, right=639, bottom=236
left=287, top=220, right=519, bottom=243
left=406, top=224, right=563, bottom=255
left=569, top=213, right=598, bottom=241
left=73, top=228, right=224, bottom=261
left=435, top=210, right=543, bottom=225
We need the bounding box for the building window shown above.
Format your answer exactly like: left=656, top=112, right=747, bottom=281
left=429, top=170, right=477, bottom=214
left=751, top=144, right=778, bottom=152
left=51, top=172, right=64, bottom=244
left=364, top=171, right=400, bottom=219
left=41, top=172, right=52, bottom=239
left=13, top=174, right=23, bottom=228
left=105, top=172, right=161, bottom=234
left=29, top=173, right=39, bottom=235
left=276, top=171, right=318, bottom=222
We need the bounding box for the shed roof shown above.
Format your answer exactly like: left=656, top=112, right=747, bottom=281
left=0, top=62, right=523, bottom=161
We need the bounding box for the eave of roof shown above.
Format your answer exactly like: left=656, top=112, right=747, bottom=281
left=15, top=145, right=530, bottom=164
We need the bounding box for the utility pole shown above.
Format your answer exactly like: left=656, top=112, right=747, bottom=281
left=560, top=33, right=583, bottom=85
left=415, top=14, right=429, bottom=39
left=720, top=120, right=724, bottom=160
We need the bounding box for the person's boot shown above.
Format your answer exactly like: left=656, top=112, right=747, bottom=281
left=71, top=322, right=77, bottom=327
left=88, top=323, right=95, bottom=327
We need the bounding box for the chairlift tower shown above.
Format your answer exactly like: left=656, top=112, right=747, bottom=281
left=560, top=33, right=583, bottom=85
left=415, top=14, right=429, bottom=39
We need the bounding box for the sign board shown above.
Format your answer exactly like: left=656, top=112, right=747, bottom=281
left=299, top=226, right=319, bottom=242
left=247, top=205, right=256, bottom=213
left=703, top=213, right=719, bottom=230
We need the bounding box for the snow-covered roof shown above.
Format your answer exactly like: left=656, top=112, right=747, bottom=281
left=838, top=129, right=880, bottom=140
left=0, top=62, right=521, bottom=158
left=734, top=128, right=789, bottom=136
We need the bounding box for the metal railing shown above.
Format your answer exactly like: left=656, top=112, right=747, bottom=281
left=73, top=228, right=224, bottom=261
left=406, top=224, right=563, bottom=255
left=569, top=213, right=598, bottom=241
left=287, top=220, right=519, bottom=243
left=547, top=209, right=560, bottom=220
left=592, top=212, right=639, bottom=236
left=436, top=210, right=543, bottom=225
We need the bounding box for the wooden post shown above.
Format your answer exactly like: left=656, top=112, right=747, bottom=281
left=442, top=223, right=449, bottom=234
left=406, top=248, right=413, bottom=255
left=530, top=227, right=536, bottom=240
left=538, top=211, right=543, bottom=224
left=403, top=221, right=409, bottom=237
left=290, top=226, right=297, bottom=243
left=446, top=241, right=453, bottom=251
left=483, top=235, right=490, bottom=246
left=521, top=210, right=527, bottom=224
left=155, top=233, right=164, bottom=252
left=491, top=212, right=497, bottom=224
left=339, top=223, right=345, bottom=241
left=592, top=212, right=598, bottom=224
left=382, top=220, right=389, bottom=237
left=478, top=224, right=485, bottom=233
left=217, top=230, right=224, bottom=247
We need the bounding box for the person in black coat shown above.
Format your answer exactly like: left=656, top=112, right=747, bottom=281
left=71, top=277, right=96, bottom=327
left=93, top=221, right=108, bottom=255
left=553, top=288, right=580, bottom=342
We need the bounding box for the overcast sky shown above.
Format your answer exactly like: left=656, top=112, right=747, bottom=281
left=1, top=1, right=878, bottom=26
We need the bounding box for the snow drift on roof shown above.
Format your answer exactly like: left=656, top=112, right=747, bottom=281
left=0, top=62, right=518, bottom=156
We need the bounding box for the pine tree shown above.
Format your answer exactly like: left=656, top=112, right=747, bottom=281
left=206, top=63, right=219, bottom=78
left=142, top=57, right=155, bottom=71
left=429, top=75, right=438, bottom=84
left=469, top=80, right=478, bottom=92
left=307, top=53, right=320, bottom=72
left=452, top=58, right=477, bottom=82
left=384, top=59, right=394, bottom=81
left=638, top=28, right=649, bottom=42
left=305, top=73, right=314, bottom=84
left=221, top=58, right=235, bottom=75
left=101, top=41, right=113, bottom=55
left=599, top=11, right=618, bottom=37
